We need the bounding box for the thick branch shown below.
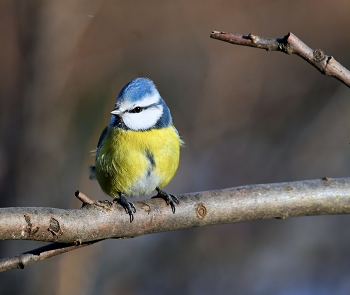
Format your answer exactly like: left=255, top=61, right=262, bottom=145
left=1, top=177, right=350, bottom=243
left=1, top=177, right=350, bottom=271
left=210, top=31, right=350, bottom=87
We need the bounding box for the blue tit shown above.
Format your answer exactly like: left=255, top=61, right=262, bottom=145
left=89, top=77, right=183, bottom=222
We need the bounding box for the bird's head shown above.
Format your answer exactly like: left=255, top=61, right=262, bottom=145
left=109, top=78, right=172, bottom=131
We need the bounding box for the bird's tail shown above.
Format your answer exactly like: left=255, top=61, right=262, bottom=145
left=88, top=166, right=96, bottom=180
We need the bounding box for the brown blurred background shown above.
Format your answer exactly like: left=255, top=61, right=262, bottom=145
left=1, top=0, right=350, bottom=294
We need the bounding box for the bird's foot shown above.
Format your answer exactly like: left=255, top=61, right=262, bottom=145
left=152, top=188, right=179, bottom=214
left=113, top=194, right=136, bottom=223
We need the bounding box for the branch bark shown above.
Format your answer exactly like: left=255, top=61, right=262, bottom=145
left=1, top=177, right=350, bottom=271
left=210, top=31, right=350, bottom=87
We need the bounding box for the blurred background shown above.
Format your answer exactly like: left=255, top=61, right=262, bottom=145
left=1, top=0, right=350, bottom=294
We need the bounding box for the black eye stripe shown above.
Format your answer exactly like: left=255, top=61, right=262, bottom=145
left=129, top=106, right=143, bottom=113
left=128, top=102, right=159, bottom=114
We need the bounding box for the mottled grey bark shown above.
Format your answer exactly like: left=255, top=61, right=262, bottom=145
left=1, top=177, right=350, bottom=271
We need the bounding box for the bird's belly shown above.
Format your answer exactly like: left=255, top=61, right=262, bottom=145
left=95, top=127, right=180, bottom=198
left=96, top=150, right=157, bottom=197
left=129, top=169, right=160, bottom=196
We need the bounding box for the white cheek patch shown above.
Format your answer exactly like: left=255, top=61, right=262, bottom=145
left=123, top=105, right=163, bottom=130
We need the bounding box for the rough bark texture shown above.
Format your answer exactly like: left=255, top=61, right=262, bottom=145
left=1, top=177, right=349, bottom=244
left=1, top=177, right=350, bottom=271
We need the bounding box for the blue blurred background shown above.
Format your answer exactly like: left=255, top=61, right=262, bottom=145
left=1, top=0, right=350, bottom=294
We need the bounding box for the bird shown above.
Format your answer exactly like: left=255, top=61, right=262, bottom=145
left=89, top=77, right=183, bottom=222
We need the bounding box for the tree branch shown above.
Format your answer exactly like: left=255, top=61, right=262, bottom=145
left=0, top=241, right=100, bottom=272
left=210, top=31, right=350, bottom=87
left=1, top=177, right=350, bottom=271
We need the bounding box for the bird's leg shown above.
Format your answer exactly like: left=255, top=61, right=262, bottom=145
left=113, top=194, right=136, bottom=223
left=152, top=187, right=179, bottom=214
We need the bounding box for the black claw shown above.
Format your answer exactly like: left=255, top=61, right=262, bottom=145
left=152, top=188, right=179, bottom=214
left=116, top=194, right=136, bottom=222
left=130, top=202, right=136, bottom=213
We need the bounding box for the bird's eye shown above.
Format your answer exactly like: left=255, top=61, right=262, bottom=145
left=130, top=107, right=143, bottom=113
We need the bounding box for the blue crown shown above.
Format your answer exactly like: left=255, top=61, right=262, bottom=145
left=118, top=78, right=157, bottom=103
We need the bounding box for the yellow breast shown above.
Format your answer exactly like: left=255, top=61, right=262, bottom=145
left=95, top=126, right=181, bottom=198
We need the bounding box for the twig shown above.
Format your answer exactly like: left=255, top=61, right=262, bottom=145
left=75, top=190, right=94, bottom=205
left=210, top=31, right=350, bottom=87
left=1, top=177, right=350, bottom=271
left=0, top=241, right=100, bottom=272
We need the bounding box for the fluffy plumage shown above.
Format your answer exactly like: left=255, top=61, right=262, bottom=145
left=89, top=78, right=182, bottom=222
